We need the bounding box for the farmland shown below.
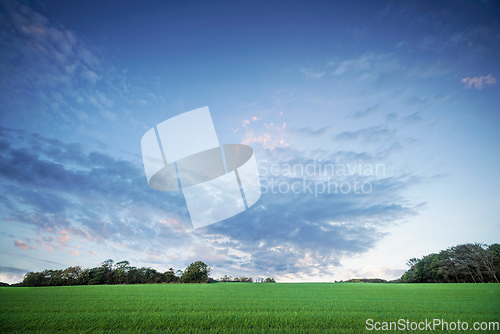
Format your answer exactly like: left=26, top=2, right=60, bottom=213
left=1, top=283, right=499, bottom=333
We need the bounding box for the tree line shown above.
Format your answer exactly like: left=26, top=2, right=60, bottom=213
left=401, top=243, right=499, bottom=283
left=14, top=242, right=499, bottom=287
left=218, top=275, right=276, bottom=283
left=20, top=260, right=276, bottom=287
left=343, top=278, right=392, bottom=283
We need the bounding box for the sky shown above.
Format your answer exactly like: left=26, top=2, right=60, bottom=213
left=0, top=0, right=499, bottom=284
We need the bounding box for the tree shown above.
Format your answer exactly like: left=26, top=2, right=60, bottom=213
left=63, top=266, right=82, bottom=285
left=22, top=272, right=45, bottom=287
left=16, top=259, right=275, bottom=286
left=102, top=259, right=114, bottom=269
left=489, top=243, right=500, bottom=280
left=180, top=261, right=211, bottom=283
left=44, top=269, right=64, bottom=286
left=163, top=268, right=177, bottom=283
left=175, top=270, right=183, bottom=280
left=477, top=243, right=499, bottom=283
left=401, top=243, right=500, bottom=283
left=406, top=258, right=419, bottom=267
left=219, top=275, right=232, bottom=282
left=114, top=261, right=132, bottom=284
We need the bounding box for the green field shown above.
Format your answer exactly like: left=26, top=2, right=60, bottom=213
left=1, top=283, right=499, bottom=333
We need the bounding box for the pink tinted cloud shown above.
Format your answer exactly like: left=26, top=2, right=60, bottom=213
left=14, top=240, right=35, bottom=250
left=461, top=74, right=496, bottom=89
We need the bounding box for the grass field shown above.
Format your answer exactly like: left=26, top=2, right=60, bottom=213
left=1, top=283, right=499, bottom=333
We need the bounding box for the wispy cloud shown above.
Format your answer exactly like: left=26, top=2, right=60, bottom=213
left=0, top=266, right=28, bottom=275
left=241, top=121, right=288, bottom=150
left=330, top=54, right=373, bottom=75
left=327, top=53, right=402, bottom=82
left=14, top=240, right=36, bottom=250
left=407, top=94, right=449, bottom=106
left=0, top=0, right=158, bottom=138
left=461, top=74, right=496, bottom=89
left=286, top=126, right=331, bottom=138
left=349, top=103, right=382, bottom=119
left=299, top=67, right=325, bottom=79
left=335, top=126, right=395, bottom=143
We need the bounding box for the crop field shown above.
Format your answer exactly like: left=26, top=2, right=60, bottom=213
left=1, top=283, right=499, bottom=333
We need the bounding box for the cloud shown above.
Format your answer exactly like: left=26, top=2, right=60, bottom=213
left=335, top=126, right=395, bottom=142
left=299, top=67, right=325, bottom=79
left=0, top=266, right=28, bottom=275
left=57, top=234, right=71, bottom=244
left=0, top=266, right=28, bottom=284
left=377, top=267, right=406, bottom=278
left=0, top=1, right=97, bottom=112
left=202, top=170, right=422, bottom=276
left=100, top=110, right=117, bottom=121
left=345, top=27, right=367, bottom=42
left=344, top=266, right=406, bottom=280
left=461, top=74, right=496, bottom=89
left=407, top=94, right=448, bottom=107
left=241, top=133, right=289, bottom=150
left=331, top=54, right=373, bottom=75
left=81, top=69, right=100, bottom=83
left=14, top=240, right=35, bottom=250
left=14, top=253, right=63, bottom=265
left=241, top=122, right=289, bottom=150
left=0, top=127, right=193, bottom=252
left=385, top=2, right=499, bottom=54
left=327, top=53, right=402, bottom=85
left=0, top=0, right=144, bottom=131
left=286, top=126, right=331, bottom=138
left=0, top=126, right=423, bottom=280
left=188, top=139, right=425, bottom=277
left=349, top=103, right=382, bottom=119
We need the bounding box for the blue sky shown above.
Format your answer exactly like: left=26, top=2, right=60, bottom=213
left=1, top=0, right=499, bottom=283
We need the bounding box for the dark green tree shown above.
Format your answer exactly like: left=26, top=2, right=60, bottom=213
left=180, top=261, right=211, bottom=283
left=163, top=268, right=177, bottom=283
left=22, top=272, right=45, bottom=287
left=401, top=243, right=500, bottom=283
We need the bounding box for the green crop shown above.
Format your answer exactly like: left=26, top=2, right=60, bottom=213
left=1, top=283, right=498, bottom=333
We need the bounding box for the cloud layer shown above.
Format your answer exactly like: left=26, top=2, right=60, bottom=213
left=0, top=125, right=424, bottom=280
